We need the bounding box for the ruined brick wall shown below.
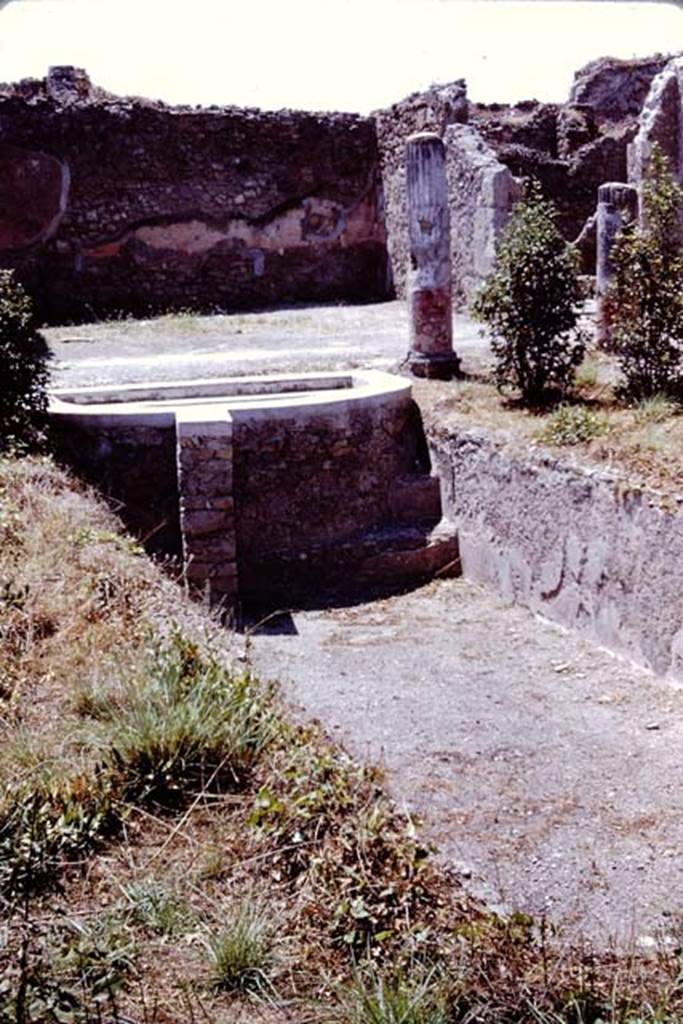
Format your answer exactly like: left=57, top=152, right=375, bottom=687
left=569, top=54, right=674, bottom=123
left=373, top=81, right=468, bottom=299
left=470, top=100, right=632, bottom=245
left=0, top=67, right=389, bottom=323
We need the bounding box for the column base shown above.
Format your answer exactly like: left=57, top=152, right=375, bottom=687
left=405, top=351, right=462, bottom=381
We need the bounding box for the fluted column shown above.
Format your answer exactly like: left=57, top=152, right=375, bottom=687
left=405, top=132, right=460, bottom=379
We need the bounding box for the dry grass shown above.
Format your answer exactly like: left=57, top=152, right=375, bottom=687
left=414, top=353, right=683, bottom=496
left=3, top=453, right=683, bottom=1022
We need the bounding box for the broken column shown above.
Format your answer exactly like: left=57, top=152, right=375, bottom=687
left=405, top=132, right=460, bottom=379
left=595, top=182, right=638, bottom=349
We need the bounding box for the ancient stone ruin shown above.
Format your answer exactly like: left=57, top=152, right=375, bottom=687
left=1, top=54, right=680, bottom=323
left=7, top=50, right=683, bottom=676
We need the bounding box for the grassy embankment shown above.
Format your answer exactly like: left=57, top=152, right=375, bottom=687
left=415, top=354, right=683, bottom=496
left=2, top=451, right=683, bottom=1023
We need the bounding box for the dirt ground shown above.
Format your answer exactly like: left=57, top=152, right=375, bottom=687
left=46, top=300, right=492, bottom=388
left=244, top=578, right=683, bottom=950
left=46, top=299, right=683, bottom=949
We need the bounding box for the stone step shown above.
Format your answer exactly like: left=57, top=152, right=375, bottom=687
left=390, top=473, right=442, bottom=525
left=355, top=518, right=460, bottom=586
left=238, top=518, right=460, bottom=605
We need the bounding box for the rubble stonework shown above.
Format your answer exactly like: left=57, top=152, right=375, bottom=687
left=444, top=124, right=522, bottom=305
left=568, top=54, right=673, bottom=123
left=0, top=67, right=388, bottom=322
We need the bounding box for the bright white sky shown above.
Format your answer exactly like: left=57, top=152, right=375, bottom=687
left=0, top=0, right=681, bottom=112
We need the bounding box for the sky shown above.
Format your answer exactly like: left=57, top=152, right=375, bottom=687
left=0, top=0, right=681, bottom=112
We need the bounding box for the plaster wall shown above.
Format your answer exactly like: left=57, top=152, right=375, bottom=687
left=444, top=124, right=522, bottom=306
left=428, top=424, right=683, bottom=679
left=0, top=69, right=389, bottom=322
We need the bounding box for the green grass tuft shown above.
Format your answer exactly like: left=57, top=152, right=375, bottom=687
left=105, top=632, right=279, bottom=809
left=205, top=898, right=279, bottom=996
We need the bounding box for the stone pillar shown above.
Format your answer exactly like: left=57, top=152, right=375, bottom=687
left=595, top=182, right=638, bottom=349
left=175, top=406, right=237, bottom=615
left=405, top=132, right=460, bottom=379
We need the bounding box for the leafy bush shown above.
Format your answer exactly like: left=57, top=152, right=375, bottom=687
left=0, top=774, right=117, bottom=904
left=610, top=145, right=683, bottom=402
left=472, top=182, right=586, bottom=406
left=0, top=271, right=50, bottom=450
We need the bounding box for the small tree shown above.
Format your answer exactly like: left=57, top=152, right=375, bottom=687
left=471, top=182, right=586, bottom=407
left=610, top=145, right=683, bottom=402
left=0, top=270, right=51, bottom=451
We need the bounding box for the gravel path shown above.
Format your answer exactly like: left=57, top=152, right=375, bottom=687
left=245, top=578, right=683, bottom=949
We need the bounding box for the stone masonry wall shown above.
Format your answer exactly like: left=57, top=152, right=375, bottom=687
left=0, top=67, right=389, bottom=323
left=175, top=409, right=236, bottom=608
left=232, top=397, right=429, bottom=600
left=427, top=421, right=683, bottom=679
left=444, top=124, right=522, bottom=306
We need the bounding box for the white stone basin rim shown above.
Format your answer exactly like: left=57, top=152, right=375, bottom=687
left=48, top=368, right=419, bottom=610
left=49, top=369, right=411, bottom=426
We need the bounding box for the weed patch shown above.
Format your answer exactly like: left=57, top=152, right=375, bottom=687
left=105, top=632, right=279, bottom=809
left=205, top=898, right=280, bottom=997
left=540, top=405, right=609, bottom=446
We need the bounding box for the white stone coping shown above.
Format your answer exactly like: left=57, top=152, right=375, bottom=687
left=49, top=369, right=412, bottom=428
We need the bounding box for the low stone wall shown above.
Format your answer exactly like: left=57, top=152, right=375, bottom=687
left=231, top=386, right=428, bottom=599
left=50, top=371, right=456, bottom=607
left=50, top=415, right=181, bottom=558
left=427, top=422, right=683, bottom=679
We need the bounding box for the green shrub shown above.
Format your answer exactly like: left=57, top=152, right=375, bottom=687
left=610, top=145, right=683, bottom=402
left=0, top=774, right=117, bottom=904
left=0, top=271, right=50, bottom=451
left=472, top=182, right=586, bottom=407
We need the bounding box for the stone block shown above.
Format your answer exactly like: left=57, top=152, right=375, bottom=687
left=181, top=508, right=231, bottom=536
